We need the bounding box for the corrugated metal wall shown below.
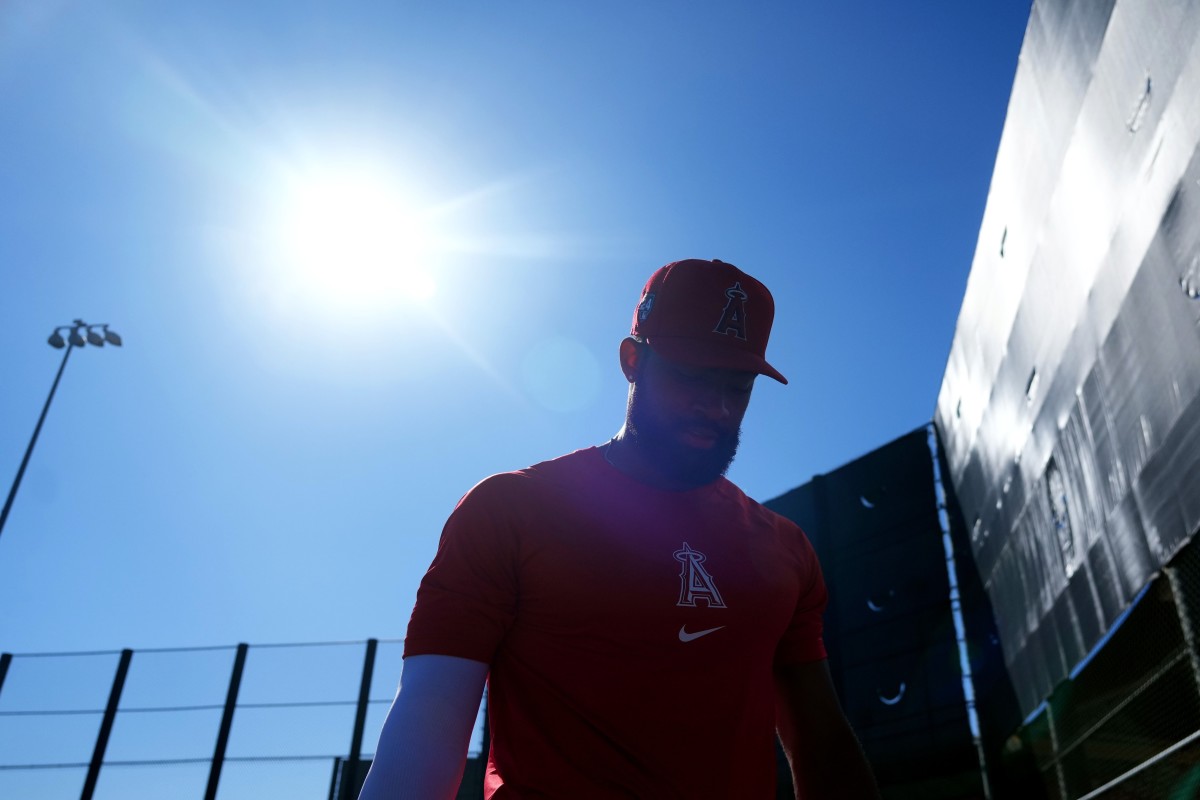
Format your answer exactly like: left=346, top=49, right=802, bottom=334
left=936, top=0, right=1200, bottom=716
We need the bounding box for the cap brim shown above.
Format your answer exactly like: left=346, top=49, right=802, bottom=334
left=646, top=337, right=788, bottom=385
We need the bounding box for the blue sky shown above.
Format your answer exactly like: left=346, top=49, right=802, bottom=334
left=0, top=0, right=1031, bottom=794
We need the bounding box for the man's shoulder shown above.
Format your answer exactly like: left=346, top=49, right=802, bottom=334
left=714, top=477, right=809, bottom=539
left=462, top=447, right=601, bottom=500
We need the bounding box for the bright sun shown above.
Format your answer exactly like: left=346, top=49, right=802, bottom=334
left=273, top=167, right=438, bottom=310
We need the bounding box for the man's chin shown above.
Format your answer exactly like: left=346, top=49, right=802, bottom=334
left=671, top=438, right=739, bottom=485
left=625, top=396, right=740, bottom=485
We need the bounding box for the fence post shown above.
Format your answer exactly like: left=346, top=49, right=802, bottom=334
left=1165, top=566, right=1200, bottom=694
left=478, top=688, right=490, bottom=787
left=1045, top=692, right=1069, bottom=800
left=342, top=638, right=378, bottom=799
left=205, top=642, right=249, bottom=800
left=0, top=652, right=12, bottom=698
left=328, top=757, right=344, bottom=800
left=80, top=648, right=133, bottom=800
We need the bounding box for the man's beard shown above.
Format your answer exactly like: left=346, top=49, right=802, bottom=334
left=625, top=388, right=741, bottom=487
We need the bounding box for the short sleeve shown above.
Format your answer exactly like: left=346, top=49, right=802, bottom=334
left=403, top=474, right=522, bottom=663
left=773, top=523, right=829, bottom=666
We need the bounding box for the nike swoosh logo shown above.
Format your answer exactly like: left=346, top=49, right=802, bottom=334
left=678, top=625, right=725, bottom=642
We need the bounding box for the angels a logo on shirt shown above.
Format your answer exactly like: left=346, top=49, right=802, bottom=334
left=674, top=542, right=726, bottom=608
left=712, top=282, right=749, bottom=342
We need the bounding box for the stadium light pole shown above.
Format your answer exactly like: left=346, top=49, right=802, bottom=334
left=0, top=319, right=123, bottom=543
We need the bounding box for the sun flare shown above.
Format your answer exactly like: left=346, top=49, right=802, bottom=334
left=273, top=168, right=438, bottom=310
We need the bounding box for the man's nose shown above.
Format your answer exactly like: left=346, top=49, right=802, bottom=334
left=692, top=384, right=733, bottom=420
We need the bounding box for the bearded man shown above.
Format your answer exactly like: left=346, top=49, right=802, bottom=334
left=361, top=259, right=879, bottom=799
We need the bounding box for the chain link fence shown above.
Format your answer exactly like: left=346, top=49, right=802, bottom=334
left=1016, top=536, right=1200, bottom=799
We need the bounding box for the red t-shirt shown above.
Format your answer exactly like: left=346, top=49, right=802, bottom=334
left=405, top=447, right=827, bottom=799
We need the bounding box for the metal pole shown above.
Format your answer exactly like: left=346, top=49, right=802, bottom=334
left=1165, top=567, right=1200, bottom=695
left=0, top=343, right=73, bottom=542
left=80, top=648, right=132, bottom=800
left=0, top=652, right=12, bottom=698
left=342, top=638, right=378, bottom=800
left=479, top=688, right=490, bottom=787
left=1046, top=693, right=1069, bottom=800
left=328, top=758, right=344, bottom=800
left=205, top=643, right=249, bottom=800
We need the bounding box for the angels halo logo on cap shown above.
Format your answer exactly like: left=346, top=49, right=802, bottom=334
left=630, top=258, right=787, bottom=384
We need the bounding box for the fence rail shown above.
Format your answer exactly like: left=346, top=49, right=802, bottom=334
left=0, top=637, right=477, bottom=800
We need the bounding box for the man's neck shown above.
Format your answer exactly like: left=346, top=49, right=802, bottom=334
left=603, top=431, right=712, bottom=492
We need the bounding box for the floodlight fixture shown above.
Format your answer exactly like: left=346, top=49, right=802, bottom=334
left=1, top=319, right=124, bottom=542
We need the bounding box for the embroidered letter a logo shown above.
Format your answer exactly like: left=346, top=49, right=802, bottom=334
left=674, top=542, right=726, bottom=608
left=713, top=282, right=749, bottom=341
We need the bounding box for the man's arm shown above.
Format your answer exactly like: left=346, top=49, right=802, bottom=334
left=358, top=654, right=489, bottom=800
left=775, top=659, right=880, bottom=800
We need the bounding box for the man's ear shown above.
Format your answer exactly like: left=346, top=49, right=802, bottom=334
left=618, top=338, right=642, bottom=384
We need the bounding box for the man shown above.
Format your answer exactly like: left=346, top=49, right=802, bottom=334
left=360, top=259, right=879, bottom=799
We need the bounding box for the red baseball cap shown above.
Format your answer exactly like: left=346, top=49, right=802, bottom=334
left=630, top=258, right=787, bottom=384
